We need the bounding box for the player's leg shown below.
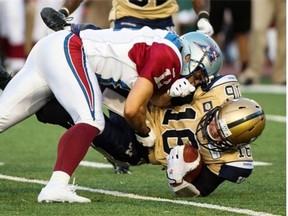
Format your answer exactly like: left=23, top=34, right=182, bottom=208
left=0, top=44, right=51, bottom=133
left=92, top=114, right=149, bottom=166
left=37, top=31, right=104, bottom=203
left=36, top=99, right=148, bottom=173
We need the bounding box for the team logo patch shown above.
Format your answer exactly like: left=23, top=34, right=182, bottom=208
left=203, top=101, right=213, bottom=112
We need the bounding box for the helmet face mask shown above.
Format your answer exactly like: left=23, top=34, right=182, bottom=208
left=196, top=98, right=266, bottom=152
left=180, top=32, right=223, bottom=86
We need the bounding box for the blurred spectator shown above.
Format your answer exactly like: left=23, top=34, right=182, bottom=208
left=240, top=0, right=286, bottom=85
left=174, top=1, right=198, bottom=35
left=26, top=0, right=84, bottom=55
left=0, top=0, right=84, bottom=75
left=82, top=0, right=111, bottom=29
left=209, top=0, right=251, bottom=74
left=0, top=0, right=26, bottom=75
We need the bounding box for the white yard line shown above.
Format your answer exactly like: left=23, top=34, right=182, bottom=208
left=80, top=161, right=113, bottom=168
left=0, top=174, right=280, bottom=216
left=78, top=160, right=272, bottom=169
left=240, top=85, right=286, bottom=94
left=266, top=115, right=286, bottom=123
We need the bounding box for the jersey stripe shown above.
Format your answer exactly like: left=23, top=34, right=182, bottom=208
left=64, top=33, right=95, bottom=119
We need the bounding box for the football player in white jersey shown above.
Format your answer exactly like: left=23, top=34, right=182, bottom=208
left=0, top=27, right=220, bottom=203
left=41, top=0, right=213, bottom=36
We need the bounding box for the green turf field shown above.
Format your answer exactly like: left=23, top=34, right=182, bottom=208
left=0, top=90, right=285, bottom=216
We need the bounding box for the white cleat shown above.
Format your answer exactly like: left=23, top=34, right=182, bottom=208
left=37, top=183, right=91, bottom=203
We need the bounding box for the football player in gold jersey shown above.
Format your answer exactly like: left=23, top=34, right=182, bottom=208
left=94, top=72, right=265, bottom=197
left=41, top=0, right=213, bottom=36
left=164, top=91, right=265, bottom=197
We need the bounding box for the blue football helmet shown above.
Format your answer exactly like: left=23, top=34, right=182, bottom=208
left=179, top=32, right=223, bottom=85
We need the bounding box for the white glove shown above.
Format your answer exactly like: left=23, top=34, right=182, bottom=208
left=169, top=180, right=200, bottom=197
left=167, top=78, right=195, bottom=97
left=197, top=18, right=214, bottom=36
left=135, top=128, right=156, bottom=147
left=166, top=145, right=201, bottom=184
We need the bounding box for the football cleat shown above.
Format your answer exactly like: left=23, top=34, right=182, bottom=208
left=91, top=143, right=132, bottom=174
left=37, top=182, right=91, bottom=203
left=40, top=7, right=71, bottom=31
left=0, top=64, right=12, bottom=90
left=112, top=162, right=131, bottom=174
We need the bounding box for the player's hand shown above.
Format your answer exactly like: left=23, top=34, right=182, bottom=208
left=168, top=180, right=200, bottom=197
left=135, top=128, right=156, bottom=147
left=197, top=18, right=214, bottom=36
left=167, top=78, right=195, bottom=97
left=166, top=145, right=200, bottom=184
left=40, top=7, right=70, bottom=31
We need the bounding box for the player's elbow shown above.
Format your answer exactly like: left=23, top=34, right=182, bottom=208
left=123, top=105, right=138, bottom=121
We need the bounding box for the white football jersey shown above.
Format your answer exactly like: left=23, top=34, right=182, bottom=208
left=79, top=27, right=182, bottom=92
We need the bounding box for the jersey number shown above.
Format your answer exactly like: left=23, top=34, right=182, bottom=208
left=225, top=84, right=242, bottom=99
left=161, top=108, right=199, bottom=154
left=129, top=0, right=167, bottom=7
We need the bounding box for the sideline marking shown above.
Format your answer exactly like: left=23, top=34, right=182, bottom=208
left=80, top=161, right=113, bottom=168
left=0, top=174, right=279, bottom=216
left=79, top=161, right=272, bottom=169
left=253, top=161, right=272, bottom=166
left=266, top=115, right=286, bottom=123
left=241, top=84, right=286, bottom=94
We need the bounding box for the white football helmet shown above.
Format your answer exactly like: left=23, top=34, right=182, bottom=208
left=180, top=32, right=223, bottom=86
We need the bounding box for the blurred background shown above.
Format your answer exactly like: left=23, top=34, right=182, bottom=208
left=0, top=0, right=286, bottom=85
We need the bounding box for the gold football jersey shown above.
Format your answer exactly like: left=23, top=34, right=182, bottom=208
left=147, top=75, right=253, bottom=176
left=109, top=0, right=179, bottom=21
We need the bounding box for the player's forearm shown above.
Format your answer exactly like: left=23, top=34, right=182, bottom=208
left=150, top=91, right=172, bottom=107
left=192, top=0, right=210, bottom=14
left=124, top=104, right=150, bottom=135
left=61, top=0, right=84, bottom=16
left=124, top=77, right=153, bottom=134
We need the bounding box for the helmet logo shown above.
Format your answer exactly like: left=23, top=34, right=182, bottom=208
left=193, top=41, right=219, bottom=65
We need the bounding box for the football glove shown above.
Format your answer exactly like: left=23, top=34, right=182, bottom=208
left=169, top=180, right=200, bottom=197
left=166, top=145, right=201, bottom=184
left=167, top=78, right=195, bottom=97
left=135, top=128, right=156, bottom=147
left=40, top=7, right=71, bottom=31
left=196, top=11, right=214, bottom=36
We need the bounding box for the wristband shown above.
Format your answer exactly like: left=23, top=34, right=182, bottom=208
left=59, top=7, right=70, bottom=17
left=198, top=11, right=209, bottom=20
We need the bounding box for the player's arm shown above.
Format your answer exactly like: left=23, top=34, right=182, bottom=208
left=192, top=0, right=214, bottom=36
left=60, top=0, right=84, bottom=17
left=40, top=0, right=85, bottom=32
left=170, top=165, right=225, bottom=197
left=124, top=77, right=156, bottom=147
left=167, top=145, right=202, bottom=197
left=192, top=0, right=210, bottom=14
left=151, top=77, right=196, bottom=107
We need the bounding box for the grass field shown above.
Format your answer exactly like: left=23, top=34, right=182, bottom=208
left=0, top=88, right=285, bottom=216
